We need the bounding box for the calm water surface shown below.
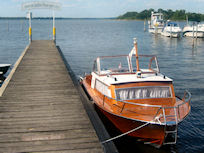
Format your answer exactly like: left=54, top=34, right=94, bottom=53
left=0, top=19, right=204, bottom=153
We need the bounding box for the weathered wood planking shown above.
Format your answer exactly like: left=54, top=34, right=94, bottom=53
left=0, top=40, right=104, bottom=153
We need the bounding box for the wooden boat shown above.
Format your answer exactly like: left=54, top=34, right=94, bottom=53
left=81, top=38, right=191, bottom=148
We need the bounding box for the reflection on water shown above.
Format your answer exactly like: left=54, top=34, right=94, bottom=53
left=0, top=19, right=204, bottom=153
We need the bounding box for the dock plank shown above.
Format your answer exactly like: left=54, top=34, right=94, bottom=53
left=0, top=40, right=104, bottom=153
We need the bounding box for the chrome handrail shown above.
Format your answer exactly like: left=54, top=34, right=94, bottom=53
left=96, top=54, right=160, bottom=75
left=178, top=90, right=192, bottom=106
left=102, top=90, right=191, bottom=124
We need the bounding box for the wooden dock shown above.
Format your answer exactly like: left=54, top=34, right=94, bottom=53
left=0, top=40, right=104, bottom=153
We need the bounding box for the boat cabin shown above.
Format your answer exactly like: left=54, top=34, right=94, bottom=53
left=89, top=54, right=175, bottom=105
left=150, top=12, right=164, bottom=27
left=151, top=12, right=163, bottom=21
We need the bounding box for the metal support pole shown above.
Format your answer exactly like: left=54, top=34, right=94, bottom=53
left=29, top=11, right=32, bottom=44
left=53, top=11, right=56, bottom=44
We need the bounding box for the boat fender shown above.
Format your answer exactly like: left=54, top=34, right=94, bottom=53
left=136, top=71, right=142, bottom=78
left=79, top=76, right=84, bottom=82
left=163, top=75, right=166, bottom=79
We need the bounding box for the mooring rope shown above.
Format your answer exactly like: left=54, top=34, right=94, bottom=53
left=101, top=120, right=153, bottom=144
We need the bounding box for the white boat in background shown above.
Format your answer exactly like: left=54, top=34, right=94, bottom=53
left=161, top=21, right=182, bottom=38
left=148, top=12, right=165, bottom=34
left=0, top=64, right=11, bottom=76
left=183, top=23, right=204, bottom=38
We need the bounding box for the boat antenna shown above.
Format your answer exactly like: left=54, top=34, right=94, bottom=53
left=134, top=38, right=140, bottom=72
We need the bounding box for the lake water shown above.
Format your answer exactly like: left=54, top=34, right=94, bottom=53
left=0, top=19, right=204, bottom=153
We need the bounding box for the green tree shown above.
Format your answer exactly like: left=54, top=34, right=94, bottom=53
left=117, top=9, right=204, bottom=21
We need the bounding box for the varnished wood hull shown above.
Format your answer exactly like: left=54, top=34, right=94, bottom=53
left=96, top=103, right=166, bottom=147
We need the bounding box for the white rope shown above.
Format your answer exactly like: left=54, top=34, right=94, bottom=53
left=101, top=120, right=153, bottom=144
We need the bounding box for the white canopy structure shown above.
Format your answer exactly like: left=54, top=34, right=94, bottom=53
left=22, top=1, right=61, bottom=11
left=21, top=0, right=61, bottom=43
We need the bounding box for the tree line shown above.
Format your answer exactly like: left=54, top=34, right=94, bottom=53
left=118, top=9, right=204, bottom=21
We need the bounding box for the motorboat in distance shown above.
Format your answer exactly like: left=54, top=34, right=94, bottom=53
left=81, top=38, right=191, bottom=147
left=0, top=64, right=11, bottom=76
left=161, top=21, right=182, bottom=38
left=183, top=23, right=204, bottom=38
left=148, top=12, right=165, bottom=34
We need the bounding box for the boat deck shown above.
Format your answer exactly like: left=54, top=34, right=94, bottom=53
left=0, top=40, right=104, bottom=153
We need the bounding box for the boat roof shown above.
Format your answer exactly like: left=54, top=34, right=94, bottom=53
left=92, top=69, right=172, bottom=86
left=151, top=12, right=163, bottom=16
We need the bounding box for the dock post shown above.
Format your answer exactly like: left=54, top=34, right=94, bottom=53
left=53, top=11, right=56, bottom=44
left=196, top=22, right=198, bottom=39
left=144, top=19, right=146, bottom=32
left=21, top=20, right=23, bottom=32
left=7, top=21, right=9, bottom=32
left=192, top=22, right=195, bottom=47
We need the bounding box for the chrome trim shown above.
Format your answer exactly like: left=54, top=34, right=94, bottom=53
left=102, top=90, right=191, bottom=125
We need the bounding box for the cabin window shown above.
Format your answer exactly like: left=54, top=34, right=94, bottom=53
left=95, top=79, right=110, bottom=97
left=115, top=86, right=172, bottom=100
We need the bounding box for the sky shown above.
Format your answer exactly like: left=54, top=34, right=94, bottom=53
left=0, top=0, right=203, bottom=18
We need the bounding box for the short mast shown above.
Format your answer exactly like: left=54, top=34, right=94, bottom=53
left=134, top=38, right=140, bottom=72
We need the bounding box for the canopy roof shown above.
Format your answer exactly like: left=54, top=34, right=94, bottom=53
left=22, top=1, right=61, bottom=11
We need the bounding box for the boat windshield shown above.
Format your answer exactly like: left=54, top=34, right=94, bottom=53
left=115, top=86, right=172, bottom=100
left=93, top=55, right=159, bottom=75
left=167, top=22, right=177, bottom=26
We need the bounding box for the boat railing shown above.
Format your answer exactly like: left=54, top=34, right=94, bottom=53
left=94, top=54, right=160, bottom=75
left=102, top=90, right=191, bottom=125
left=176, top=90, right=191, bottom=121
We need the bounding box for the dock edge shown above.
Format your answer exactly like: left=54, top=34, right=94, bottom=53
left=57, top=46, right=119, bottom=153
left=0, top=45, right=30, bottom=97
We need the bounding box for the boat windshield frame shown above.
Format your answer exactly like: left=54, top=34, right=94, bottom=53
left=167, top=22, right=178, bottom=27
left=92, top=54, right=160, bottom=75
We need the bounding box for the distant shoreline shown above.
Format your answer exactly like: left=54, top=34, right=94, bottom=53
left=118, top=9, right=204, bottom=21
left=0, top=17, right=202, bottom=22
left=0, top=17, right=116, bottom=20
